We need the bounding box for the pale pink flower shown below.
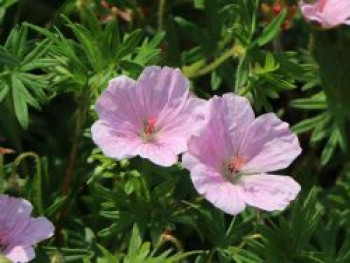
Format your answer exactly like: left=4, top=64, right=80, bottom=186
left=91, top=66, right=202, bottom=167
left=300, top=0, right=350, bottom=28
left=0, top=195, right=54, bottom=262
left=183, top=94, right=302, bottom=215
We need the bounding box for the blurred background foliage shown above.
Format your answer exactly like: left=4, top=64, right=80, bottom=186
left=1, top=0, right=350, bottom=262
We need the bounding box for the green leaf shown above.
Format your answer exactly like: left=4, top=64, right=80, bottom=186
left=0, top=83, right=9, bottom=102
left=321, top=131, right=338, bottom=166
left=0, top=46, right=20, bottom=67
left=194, top=0, right=204, bottom=9
left=290, top=93, right=327, bottom=110
left=211, top=70, right=222, bottom=91
left=292, top=113, right=327, bottom=134
left=126, top=225, right=143, bottom=261
left=116, top=29, right=143, bottom=60
left=11, top=76, right=29, bottom=129
left=21, top=38, right=51, bottom=66
left=256, top=9, right=287, bottom=47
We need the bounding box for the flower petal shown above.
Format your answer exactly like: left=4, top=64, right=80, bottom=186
left=11, top=217, right=54, bottom=247
left=5, top=246, right=35, bottom=263
left=157, top=97, right=205, bottom=155
left=138, top=142, right=178, bottom=167
left=0, top=196, right=32, bottom=236
left=136, top=66, right=190, bottom=118
left=222, top=93, right=255, bottom=132
left=240, top=174, right=300, bottom=211
left=183, top=154, right=246, bottom=215
left=300, top=0, right=350, bottom=28
left=184, top=97, right=233, bottom=170
left=95, top=76, right=142, bottom=130
left=241, top=113, right=301, bottom=173
left=91, top=120, right=142, bottom=160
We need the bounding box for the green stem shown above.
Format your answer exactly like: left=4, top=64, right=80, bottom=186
left=186, top=46, right=237, bottom=78
left=225, top=216, right=236, bottom=238
left=140, top=159, right=152, bottom=201
left=158, top=0, right=167, bottom=32
left=11, top=151, right=43, bottom=213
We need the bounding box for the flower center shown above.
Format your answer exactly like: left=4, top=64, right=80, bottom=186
left=223, top=156, right=246, bottom=183
left=140, top=117, right=157, bottom=141
left=144, top=117, right=157, bottom=135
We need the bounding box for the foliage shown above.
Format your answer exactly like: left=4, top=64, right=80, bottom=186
left=1, top=0, right=350, bottom=262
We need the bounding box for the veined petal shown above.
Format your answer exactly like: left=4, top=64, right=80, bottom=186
left=11, top=217, right=54, bottom=247
left=0, top=196, right=32, bottom=237
left=183, top=154, right=246, bottom=215
left=5, top=246, right=35, bottom=263
left=240, top=174, right=300, bottom=211
left=138, top=142, right=178, bottom=167
left=184, top=97, right=233, bottom=170
left=136, top=66, right=190, bottom=118
left=91, top=121, right=142, bottom=160
left=95, top=76, right=142, bottom=130
left=0, top=196, right=54, bottom=263
left=92, top=66, right=199, bottom=166
left=222, top=93, right=255, bottom=133
left=241, top=113, right=301, bottom=173
left=300, top=0, right=350, bottom=28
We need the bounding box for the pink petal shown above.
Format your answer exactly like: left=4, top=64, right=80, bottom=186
left=136, top=66, right=190, bottom=118
left=138, top=142, right=178, bottom=167
left=91, top=120, right=142, bottom=159
left=300, top=0, right=350, bottom=28
left=5, top=246, right=35, bottom=263
left=11, top=217, right=54, bottom=247
left=241, top=113, right=301, bottom=173
left=92, top=66, right=200, bottom=166
left=182, top=154, right=246, bottom=215
left=240, top=174, right=300, bottom=211
left=222, top=94, right=255, bottom=133
left=184, top=97, right=233, bottom=170
left=95, top=76, right=142, bottom=130
left=157, top=97, right=205, bottom=155
left=0, top=196, right=32, bottom=236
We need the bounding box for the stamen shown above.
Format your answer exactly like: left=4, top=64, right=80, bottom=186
left=228, top=156, right=246, bottom=174
left=223, top=156, right=247, bottom=183
left=144, top=117, right=157, bottom=135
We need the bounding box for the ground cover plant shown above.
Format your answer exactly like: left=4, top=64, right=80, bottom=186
left=1, top=0, right=350, bottom=262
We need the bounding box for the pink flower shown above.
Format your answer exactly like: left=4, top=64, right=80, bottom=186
left=183, top=94, right=302, bottom=215
left=300, top=0, right=350, bottom=28
left=0, top=195, right=54, bottom=262
left=91, top=66, right=202, bottom=167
